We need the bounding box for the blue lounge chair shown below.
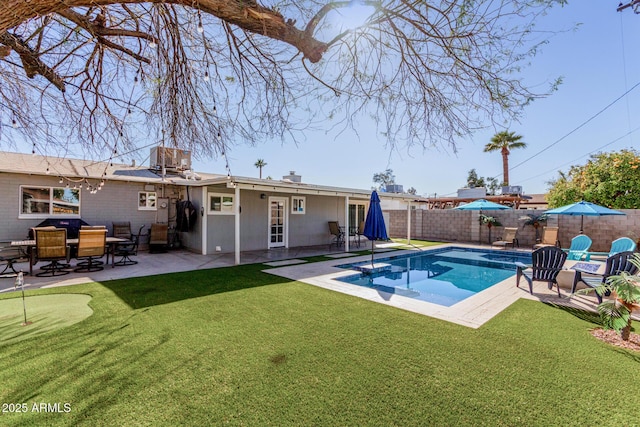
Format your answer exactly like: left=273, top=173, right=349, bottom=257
left=564, top=235, right=592, bottom=261
left=610, top=237, right=637, bottom=254
left=585, top=237, right=636, bottom=261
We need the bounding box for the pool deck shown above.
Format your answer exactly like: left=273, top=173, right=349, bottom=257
left=0, top=242, right=610, bottom=328
left=265, top=243, right=607, bottom=329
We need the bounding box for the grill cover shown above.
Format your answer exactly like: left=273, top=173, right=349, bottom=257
left=29, top=218, right=91, bottom=239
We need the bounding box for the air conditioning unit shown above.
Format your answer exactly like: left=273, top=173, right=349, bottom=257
left=150, top=147, right=191, bottom=171
left=385, top=184, right=404, bottom=193
left=501, top=185, right=523, bottom=195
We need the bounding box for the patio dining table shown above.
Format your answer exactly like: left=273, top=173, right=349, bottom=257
left=11, top=237, right=129, bottom=275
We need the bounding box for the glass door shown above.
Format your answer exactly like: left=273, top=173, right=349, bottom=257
left=349, top=202, right=367, bottom=234
left=268, top=197, right=287, bottom=248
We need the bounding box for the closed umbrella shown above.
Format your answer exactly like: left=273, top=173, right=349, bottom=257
left=363, top=191, right=388, bottom=266
left=454, top=199, right=511, bottom=244
left=544, top=200, right=625, bottom=234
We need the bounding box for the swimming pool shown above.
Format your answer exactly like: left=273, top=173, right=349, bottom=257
left=336, top=247, right=532, bottom=307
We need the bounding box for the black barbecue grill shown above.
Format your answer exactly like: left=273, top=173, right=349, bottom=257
left=28, top=218, right=91, bottom=239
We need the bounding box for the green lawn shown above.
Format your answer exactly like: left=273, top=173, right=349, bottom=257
left=0, top=264, right=638, bottom=426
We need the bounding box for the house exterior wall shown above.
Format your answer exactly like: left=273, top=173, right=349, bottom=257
left=176, top=186, right=204, bottom=252
left=0, top=172, right=180, bottom=241
left=200, top=188, right=352, bottom=253
left=386, top=208, right=640, bottom=251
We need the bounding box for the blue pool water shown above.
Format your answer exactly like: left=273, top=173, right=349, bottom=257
left=336, top=247, right=532, bottom=307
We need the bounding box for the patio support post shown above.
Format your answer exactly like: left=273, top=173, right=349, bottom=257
left=201, top=186, right=208, bottom=255
left=407, top=202, right=411, bottom=245
left=345, top=195, right=350, bottom=252
left=235, top=184, right=240, bottom=265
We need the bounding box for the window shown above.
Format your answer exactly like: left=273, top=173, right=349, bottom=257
left=291, top=196, right=306, bottom=214
left=20, top=186, right=80, bottom=218
left=208, top=193, right=235, bottom=214
left=138, top=191, right=157, bottom=210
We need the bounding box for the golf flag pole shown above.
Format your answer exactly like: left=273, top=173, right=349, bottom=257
left=15, top=270, right=31, bottom=326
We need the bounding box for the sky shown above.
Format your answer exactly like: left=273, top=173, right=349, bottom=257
left=188, top=1, right=640, bottom=197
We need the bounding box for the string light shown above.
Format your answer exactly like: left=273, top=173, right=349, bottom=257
left=197, top=11, right=204, bottom=33
left=204, top=71, right=209, bottom=82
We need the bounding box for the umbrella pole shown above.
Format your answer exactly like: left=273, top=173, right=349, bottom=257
left=371, top=240, right=374, bottom=267
left=580, top=215, right=584, bottom=234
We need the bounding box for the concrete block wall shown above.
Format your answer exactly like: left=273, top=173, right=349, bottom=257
left=557, top=209, right=640, bottom=251
left=386, top=208, right=640, bottom=251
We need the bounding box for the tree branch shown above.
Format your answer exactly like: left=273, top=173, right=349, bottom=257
left=0, top=32, right=65, bottom=91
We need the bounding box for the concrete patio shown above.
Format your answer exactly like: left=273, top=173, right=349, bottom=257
left=0, top=245, right=352, bottom=293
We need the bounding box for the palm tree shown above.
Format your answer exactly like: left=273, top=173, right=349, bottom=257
left=589, top=254, right=640, bottom=341
left=484, top=131, right=527, bottom=186
left=254, top=159, right=267, bottom=179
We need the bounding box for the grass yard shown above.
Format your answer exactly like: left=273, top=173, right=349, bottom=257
left=1, top=263, right=638, bottom=426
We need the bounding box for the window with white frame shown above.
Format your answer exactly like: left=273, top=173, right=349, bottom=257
left=138, top=191, right=157, bottom=210
left=291, top=196, right=306, bottom=214
left=208, top=193, right=235, bottom=214
left=20, top=186, right=81, bottom=217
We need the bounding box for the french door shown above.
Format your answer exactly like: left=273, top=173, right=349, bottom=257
left=268, top=197, right=287, bottom=248
left=349, top=202, right=367, bottom=232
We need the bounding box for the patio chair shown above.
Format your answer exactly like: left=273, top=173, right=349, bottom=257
left=112, top=222, right=133, bottom=240
left=75, top=228, right=107, bottom=272
left=571, top=251, right=638, bottom=303
left=492, top=227, right=519, bottom=249
left=149, top=223, right=169, bottom=253
left=533, top=226, right=560, bottom=249
left=564, top=235, right=592, bottom=261
left=0, top=243, right=28, bottom=277
left=354, top=221, right=365, bottom=248
left=328, top=221, right=345, bottom=249
left=113, top=225, right=145, bottom=266
left=585, top=237, right=636, bottom=261
left=34, top=227, right=71, bottom=277
left=516, top=246, right=568, bottom=297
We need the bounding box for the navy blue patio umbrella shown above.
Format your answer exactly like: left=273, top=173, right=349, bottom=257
left=363, top=190, right=389, bottom=266
left=544, top=200, right=625, bottom=234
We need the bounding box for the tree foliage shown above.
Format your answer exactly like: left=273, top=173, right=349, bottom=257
left=466, top=168, right=499, bottom=195
left=0, top=0, right=565, bottom=162
left=546, top=149, right=640, bottom=209
left=372, top=168, right=395, bottom=190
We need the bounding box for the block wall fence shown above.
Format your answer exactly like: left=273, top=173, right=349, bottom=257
left=385, top=209, right=640, bottom=252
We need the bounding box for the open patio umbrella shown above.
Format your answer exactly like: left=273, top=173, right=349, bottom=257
left=544, top=200, right=625, bottom=234
left=363, top=190, right=388, bottom=266
left=454, top=198, right=512, bottom=212
left=454, top=199, right=511, bottom=244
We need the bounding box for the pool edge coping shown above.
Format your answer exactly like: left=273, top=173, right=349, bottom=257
left=264, top=243, right=540, bottom=329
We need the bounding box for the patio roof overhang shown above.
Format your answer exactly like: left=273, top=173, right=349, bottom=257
left=176, top=175, right=421, bottom=201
